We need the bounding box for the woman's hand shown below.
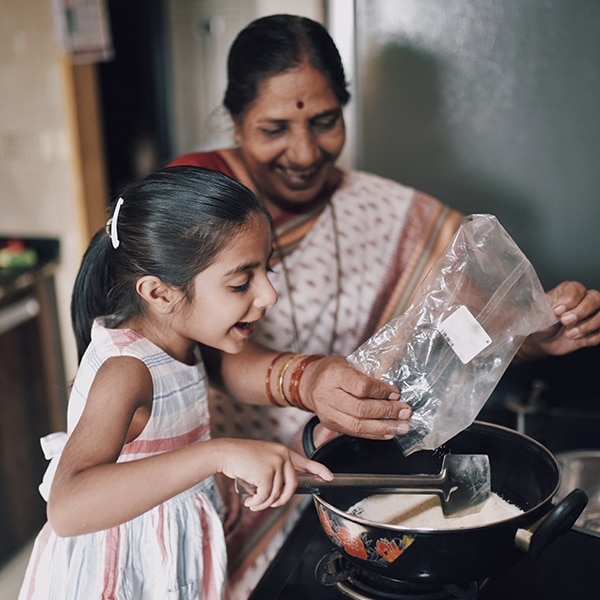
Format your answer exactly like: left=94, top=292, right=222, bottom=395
left=298, top=356, right=412, bottom=440
left=217, top=342, right=412, bottom=442
left=521, top=281, right=600, bottom=359
left=217, top=439, right=333, bottom=512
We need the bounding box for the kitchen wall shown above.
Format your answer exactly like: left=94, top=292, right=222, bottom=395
left=4, top=0, right=599, bottom=383
left=1, top=0, right=90, bottom=380
left=353, top=0, right=600, bottom=290
left=166, top=0, right=324, bottom=158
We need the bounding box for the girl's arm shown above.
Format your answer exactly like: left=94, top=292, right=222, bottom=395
left=48, top=356, right=330, bottom=537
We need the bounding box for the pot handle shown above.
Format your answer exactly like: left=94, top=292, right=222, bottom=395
left=302, top=415, right=321, bottom=457
left=516, top=488, right=588, bottom=557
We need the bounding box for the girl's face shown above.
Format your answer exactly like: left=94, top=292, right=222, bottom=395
left=173, top=217, right=277, bottom=357
left=234, top=63, right=346, bottom=216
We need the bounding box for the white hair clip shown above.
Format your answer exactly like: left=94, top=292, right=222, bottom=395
left=109, top=197, right=125, bottom=249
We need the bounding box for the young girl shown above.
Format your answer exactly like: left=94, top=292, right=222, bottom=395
left=18, top=166, right=332, bottom=599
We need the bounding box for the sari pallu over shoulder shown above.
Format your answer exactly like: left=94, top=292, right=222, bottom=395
left=364, top=194, right=463, bottom=339
left=253, top=170, right=463, bottom=357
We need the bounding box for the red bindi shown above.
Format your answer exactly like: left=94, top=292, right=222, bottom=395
left=296, top=100, right=304, bottom=109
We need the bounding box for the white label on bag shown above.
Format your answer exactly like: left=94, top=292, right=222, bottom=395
left=438, top=305, right=491, bottom=364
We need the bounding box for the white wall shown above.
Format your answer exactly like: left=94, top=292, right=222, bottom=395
left=1, top=0, right=87, bottom=381
left=166, top=0, right=324, bottom=156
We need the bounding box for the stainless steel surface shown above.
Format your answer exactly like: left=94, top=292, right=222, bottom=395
left=0, top=296, right=39, bottom=335
left=556, top=450, right=600, bottom=537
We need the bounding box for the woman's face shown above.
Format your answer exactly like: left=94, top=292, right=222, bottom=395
left=234, top=63, right=346, bottom=214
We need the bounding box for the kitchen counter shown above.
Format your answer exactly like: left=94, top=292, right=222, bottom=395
left=0, top=237, right=67, bottom=566
left=0, top=237, right=60, bottom=301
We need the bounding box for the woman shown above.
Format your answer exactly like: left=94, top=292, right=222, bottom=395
left=169, top=14, right=600, bottom=596
left=171, top=12, right=600, bottom=442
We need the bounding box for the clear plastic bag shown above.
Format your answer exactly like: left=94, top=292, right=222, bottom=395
left=347, top=214, right=557, bottom=455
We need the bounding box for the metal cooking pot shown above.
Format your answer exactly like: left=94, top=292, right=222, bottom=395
left=555, top=450, right=600, bottom=538
left=303, top=417, right=587, bottom=584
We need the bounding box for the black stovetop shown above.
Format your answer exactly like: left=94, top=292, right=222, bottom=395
left=249, top=504, right=600, bottom=599
left=250, top=357, right=600, bottom=599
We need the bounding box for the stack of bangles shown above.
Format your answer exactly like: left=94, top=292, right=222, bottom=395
left=265, top=352, right=325, bottom=410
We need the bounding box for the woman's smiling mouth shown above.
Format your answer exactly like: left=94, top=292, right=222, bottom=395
left=276, top=165, right=319, bottom=188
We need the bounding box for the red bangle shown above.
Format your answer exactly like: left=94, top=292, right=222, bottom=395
left=289, top=354, right=325, bottom=411
left=265, top=352, right=290, bottom=406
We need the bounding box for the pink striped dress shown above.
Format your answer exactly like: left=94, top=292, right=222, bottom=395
left=19, top=320, right=228, bottom=599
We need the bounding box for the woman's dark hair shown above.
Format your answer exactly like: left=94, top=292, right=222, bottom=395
left=70, top=166, right=270, bottom=361
left=224, top=14, right=350, bottom=119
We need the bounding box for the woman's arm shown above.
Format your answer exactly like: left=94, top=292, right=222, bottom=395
left=213, top=341, right=412, bottom=440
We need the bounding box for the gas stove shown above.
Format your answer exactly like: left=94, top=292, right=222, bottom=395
left=249, top=504, right=600, bottom=599
left=314, top=547, right=480, bottom=599
left=250, top=353, right=600, bottom=599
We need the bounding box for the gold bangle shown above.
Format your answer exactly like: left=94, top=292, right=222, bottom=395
left=277, top=354, right=304, bottom=407
left=265, top=352, right=290, bottom=406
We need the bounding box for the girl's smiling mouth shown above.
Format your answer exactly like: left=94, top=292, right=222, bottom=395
left=234, top=321, right=255, bottom=336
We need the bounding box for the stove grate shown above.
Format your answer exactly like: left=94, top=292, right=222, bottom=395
left=316, top=550, right=479, bottom=600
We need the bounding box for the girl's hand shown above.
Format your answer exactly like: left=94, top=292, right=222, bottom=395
left=216, top=439, right=333, bottom=511
left=213, top=472, right=241, bottom=538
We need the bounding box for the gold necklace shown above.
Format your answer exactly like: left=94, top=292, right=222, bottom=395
left=273, top=200, right=342, bottom=355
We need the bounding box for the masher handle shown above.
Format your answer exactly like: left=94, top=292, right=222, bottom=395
left=234, top=472, right=445, bottom=496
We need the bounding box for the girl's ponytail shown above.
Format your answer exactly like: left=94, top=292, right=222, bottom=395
left=70, top=228, right=115, bottom=362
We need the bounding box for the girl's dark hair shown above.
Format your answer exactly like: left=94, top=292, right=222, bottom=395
left=224, top=14, right=350, bottom=119
left=70, top=166, right=270, bottom=361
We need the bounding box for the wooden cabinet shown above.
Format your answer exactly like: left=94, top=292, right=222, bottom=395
left=0, top=239, right=67, bottom=565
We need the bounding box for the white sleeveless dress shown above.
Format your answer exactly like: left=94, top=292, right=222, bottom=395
left=18, top=320, right=227, bottom=600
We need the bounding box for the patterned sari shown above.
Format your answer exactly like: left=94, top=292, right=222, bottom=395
left=169, top=151, right=463, bottom=598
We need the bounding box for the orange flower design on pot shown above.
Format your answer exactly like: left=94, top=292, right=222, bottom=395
left=375, top=538, right=404, bottom=563
left=318, top=506, right=335, bottom=537
left=315, top=502, right=416, bottom=567
left=336, top=527, right=368, bottom=560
